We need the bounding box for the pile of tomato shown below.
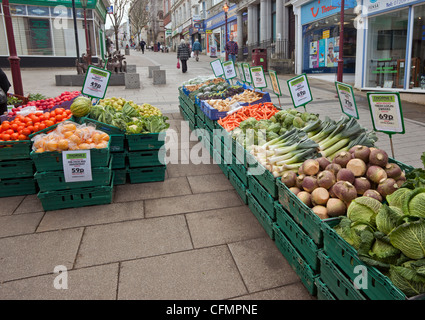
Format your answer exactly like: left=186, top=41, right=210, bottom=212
left=0, top=108, right=73, bottom=141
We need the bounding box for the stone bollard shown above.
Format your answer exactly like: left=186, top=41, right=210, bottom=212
left=125, top=73, right=140, bottom=89
left=126, top=65, right=137, bottom=73
left=152, top=69, right=166, bottom=85
left=148, top=65, right=160, bottom=78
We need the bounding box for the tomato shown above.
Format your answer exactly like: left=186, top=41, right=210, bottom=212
left=1, top=123, right=10, bottom=131
left=26, top=125, right=34, bottom=133
left=2, top=134, right=10, bottom=141
left=44, top=112, right=50, bottom=119
left=49, top=117, right=56, bottom=123
left=33, top=124, right=40, bottom=132
left=6, top=129, right=14, bottom=135
left=39, top=123, right=46, bottom=130
left=65, top=109, right=72, bottom=115
left=11, top=123, right=19, bottom=131
left=21, top=128, right=31, bottom=136
left=17, top=126, right=24, bottom=132
left=38, top=115, right=45, bottom=121
left=50, top=110, right=56, bottom=117
left=18, top=134, right=27, bottom=141
left=10, top=133, right=19, bottom=141
left=44, top=120, right=54, bottom=128
left=55, top=108, right=64, bottom=115
left=56, top=114, right=63, bottom=122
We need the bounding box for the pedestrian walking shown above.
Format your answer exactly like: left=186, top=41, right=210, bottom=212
left=192, top=39, right=202, bottom=62
left=225, top=34, right=238, bottom=64
left=157, top=42, right=161, bottom=52
left=140, top=39, right=146, bottom=54
left=0, top=68, right=11, bottom=114
left=177, top=39, right=190, bottom=73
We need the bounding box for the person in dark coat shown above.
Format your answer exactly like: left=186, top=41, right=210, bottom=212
left=139, top=39, right=146, bottom=54
left=177, top=39, right=190, bottom=73
left=0, top=68, right=11, bottom=114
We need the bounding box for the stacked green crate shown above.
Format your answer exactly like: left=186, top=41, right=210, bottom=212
left=126, top=132, right=166, bottom=184
left=0, top=141, right=37, bottom=197
left=31, top=140, right=113, bottom=211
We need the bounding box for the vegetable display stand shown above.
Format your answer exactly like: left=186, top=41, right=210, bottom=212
left=275, top=202, right=320, bottom=271
left=0, top=177, right=38, bottom=197
left=37, top=174, right=114, bottom=211
left=273, top=223, right=318, bottom=296
left=0, top=159, right=34, bottom=179
left=126, top=132, right=166, bottom=151
left=195, top=114, right=205, bottom=130
left=127, top=149, right=165, bottom=168
left=228, top=168, right=247, bottom=204
left=321, top=218, right=409, bottom=300
left=111, top=151, right=127, bottom=169
left=195, top=103, right=206, bottom=123
left=315, top=277, right=336, bottom=300
left=247, top=190, right=275, bottom=240
left=212, top=149, right=229, bottom=178
left=247, top=174, right=275, bottom=220
left=128, top=165, right=166, bottom=184
left=113, top=168, right=127, bottom=185
left=247, top=161, right=278, bottom=199
left=0, top=140, right=31, bottom=161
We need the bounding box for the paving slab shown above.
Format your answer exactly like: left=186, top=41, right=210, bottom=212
left=232, top=282, right=315, bottom=300
left=166, top=163, right=222, bottom=178
left=187, top=173, right=234, bottom=193
left=75, top=215, right=193, bottom=268
left=228, top=237, right=302, bottom=293
left=118, top=245, right=248, bottom=300
left=0, top=212, right=44, bottom=238
left=0, top=228, right=83, bottom=282
left=0, top=196, right=25, bottom=216
left=186, top=206, right=268, bottom=248
left=37, top=201, right=145, bottom=232
left=0, top=263, right=119, bottom=300
left=144, top=190, right=243, bottom=218
left=14, top=194, right=45, bottom=215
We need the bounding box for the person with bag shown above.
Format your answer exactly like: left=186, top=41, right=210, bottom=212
left=0, top=68, right=11, bottom=114
left=139, top=39, right=146, bottom=54
left=177, top=39, right=190, bottom=73
left=192, top=39, right=202, bottom=62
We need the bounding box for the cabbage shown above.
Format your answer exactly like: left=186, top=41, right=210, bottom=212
left=376, top=204, right=403, bottom=235
left=402, top=188, right=425, bottom=218
left=386, top=187, right=413, bottom=210
left=389, top=265, right=425, bottom=297
left=369, top=238, right=401, bottom=265
left=347, top=196, right=382, bottom=225
left=389, top=218, right=425, bottom=260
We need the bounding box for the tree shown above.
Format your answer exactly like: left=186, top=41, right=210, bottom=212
left=108, top=0, right=130, bottom=53
left=129, top=0, right=149, bottom=43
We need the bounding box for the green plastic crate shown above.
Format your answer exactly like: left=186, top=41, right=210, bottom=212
left=317, top=251, right=367, bottom=300
left=195, top=104, right=206, bottom=123
left=111, top=151, right=127, bottom=169
left=229, top=168, right=247, bottom=204
left=127, top=149, right=165, bottom=168
left=195, top=114, right=205, bottom=130
left=0, top=159, right=34, bottom=179
left=231, top=138, right=247, bottom=167
left=273, top=223, right=318, bottom=296
left=204, top=114, right=216, bottom=131
left=30, top=140, right=111, bottom=172
left=34, top=158, right=112, bottom=192
left=126, top=132, right=166, bottom=151
left=109, top=134, right=125, bottom=153
left=321, top=218, right=412, bottom=300
left=128, top=165, right=166, bottom=184
left=230, top=153, right=248, bottom=186
left=0, top=140, right=31, bottom=161
left=113, top=168, right=127, bottom=185
left=275, top=202, right=320, bottom=271
left=37, top=174, right=114, bottom=211
left=0, top=177, right=37, bottom=197
left=277, top=177, right=293, bottom=213
left=246, top=156, right=277, bottom=199
left=247, top=190, right=274, bottom=240
left=248, top=174, right=275, bottom=220
left=212, top=149, right=229, bottom=178
left=315, top=277, right=336, bottom=300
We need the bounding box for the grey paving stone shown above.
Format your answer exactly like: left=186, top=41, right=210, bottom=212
left=232, top=282, right=315, bottom=300
left=166, top=163, right=222, bottom=178
left=0, top=196, right=25, bottom=216
left=187, top=173, right=234, bottom=193
left=144, top=190, right=243, bottom=218
left=37, top=201, right=145, bottom=232
left=0, top=263, right=119, bottom=300
left=0, top=228, right=84, bottom=282
left=0, top=212, right=44, bottom=238
left=186, top=206, right=267, bottom=248
left=118, top=245, right=248, bottom=300
left=228, top=237, right=301, bottom=293
left=75, top=215, right=192, bottom=268
left=113, top=177, right=192, bottom=202
left=14, top=194, right=45, bottom=215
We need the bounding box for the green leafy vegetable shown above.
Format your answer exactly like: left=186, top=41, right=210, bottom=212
left=389, top=218, right=425, bottom=260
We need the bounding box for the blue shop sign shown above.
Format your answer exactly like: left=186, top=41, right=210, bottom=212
left=301, top=0, right=343, bottom=25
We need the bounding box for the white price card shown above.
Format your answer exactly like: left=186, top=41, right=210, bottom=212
left=242, top=63, right=252, bottom=84
left=250, top=66, right=267, bottom=89
left=269, top=70, right=282, bottom=97
left=367, top=92, right=405, bottom=134
left=210, top=59, right=224, bottom=77
left=82, top=65, right=112, bottom=99
left=222, top=60, right=237, bottom=80
left=335, top=81, right=359, bottom=119
left=287, top=74, right=313, bottom=108
left=62, top=150, right=93, bottom=183
left=237, top=63, right=245, bottom=82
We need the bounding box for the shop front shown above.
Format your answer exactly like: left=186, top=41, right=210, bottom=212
left=356, top=0, right=425, bottom=92
left=295, top=0, right=357, bottom=75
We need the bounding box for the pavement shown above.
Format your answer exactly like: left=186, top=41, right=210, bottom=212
left=0, top=49, right=424, bottom=301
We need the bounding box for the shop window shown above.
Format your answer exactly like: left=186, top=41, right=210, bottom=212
left=365, top=9, right=408, bottom=89
left=0, top=16, right=8, bottom=55
left=410, top=4, right=425, bottom=89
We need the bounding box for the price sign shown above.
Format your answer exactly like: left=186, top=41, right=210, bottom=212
left=210, top=59, right=224, bottom=77
left=62, top=150, right=93, bottom=183
left=82, top=65, right=112, bottom=99
left=242, top=63, right=252, bottom=84
left=237, top=63, right=245, bottom=82
left=269, top=70, right=282, bottom=97
left=335, top=81, right=359, bottom=119
left=250, top=66, right=267, bottom=89
left=222, top=60, right=237, bottom=80
left=287, top=73, right=313, bottom=109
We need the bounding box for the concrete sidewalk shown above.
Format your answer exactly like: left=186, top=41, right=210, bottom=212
left=0, top=49, right=424, bottom=300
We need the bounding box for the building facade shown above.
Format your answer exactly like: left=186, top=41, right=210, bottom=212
left=0, top=0, right=110, bottom=67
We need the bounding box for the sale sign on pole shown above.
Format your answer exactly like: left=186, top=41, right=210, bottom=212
left=210, top=59, right=224, bottom=78
left=242, top=63, right=252, bottom=84
left=287, top=74, right=313, bottom=110
left=82, top=65, right=112, bottom=99
left=250, top=66, right=267, bottom=89
left=222, top=60, right=237, bottom=80
left=237, top=63, right=245, bottom=83
left=335, top=81, right=359, bottom=119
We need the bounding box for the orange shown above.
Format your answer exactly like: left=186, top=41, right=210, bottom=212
left=57, top=139, right=69, bottom=150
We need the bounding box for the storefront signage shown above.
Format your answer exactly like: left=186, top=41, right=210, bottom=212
left=363, top=0, right=423, bottom=16
left=287, top=74, right=313, bottom=109
left=237, top=63, right=245, bottom=82
left=367, top=92, right=405, bottom=135
left=335, top=81, right=359, bottom=119
left=205, top=4, right=237, bottom=30
left=210, top=59, right=224, bottom=77
left=331, top=0, right=357, bottom=8
left=82, top=65, right=112, bottom=99
left=62, top=150, right=93, bottom=183
left=301, top=0, right=341, bottom=25
left=250, top=66, right=267, bottom=89
left=242, top=63, right=252, bottom=84
left=28, top=18, right=53, bottom=55
left=222, top=61, right=237, bottom=80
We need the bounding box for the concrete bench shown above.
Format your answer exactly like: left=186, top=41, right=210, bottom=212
left=152, top=69, right=166, bottom=85
left=148, top=65, right=160, bottom=78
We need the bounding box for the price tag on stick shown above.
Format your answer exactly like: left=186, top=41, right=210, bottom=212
left=210, top=59, right=224, bottom=78
left=287, top=74, right=313, bottom=111
left=367, top=92, right=405, bottom=158
left=269, top=70, right=283, bottom=108
left=82, top=65, right=112, bottom=99
left=242, top=63, right=252, bottom=84
left=62, top=150, right=93, bottom=183
left=237, top=63, right=245, bottom=83
left=335, top=81, right=359, bottom=119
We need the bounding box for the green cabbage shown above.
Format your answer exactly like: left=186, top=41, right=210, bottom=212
left=389, top=264, right=425, bottom=297
left=376, top=204, right=403, bottom=235
left=386, top=187, right=413, bottom=210
left=402, top=188, right=425, bottom=218
left=347, top=196, right=382, bottom=225
left=389, top=218, right=425, bottom=260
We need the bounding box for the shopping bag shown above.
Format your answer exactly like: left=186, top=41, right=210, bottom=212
left=177, top=60, right=180, bottom=69
left=191, top=51, right=195, bottom=58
